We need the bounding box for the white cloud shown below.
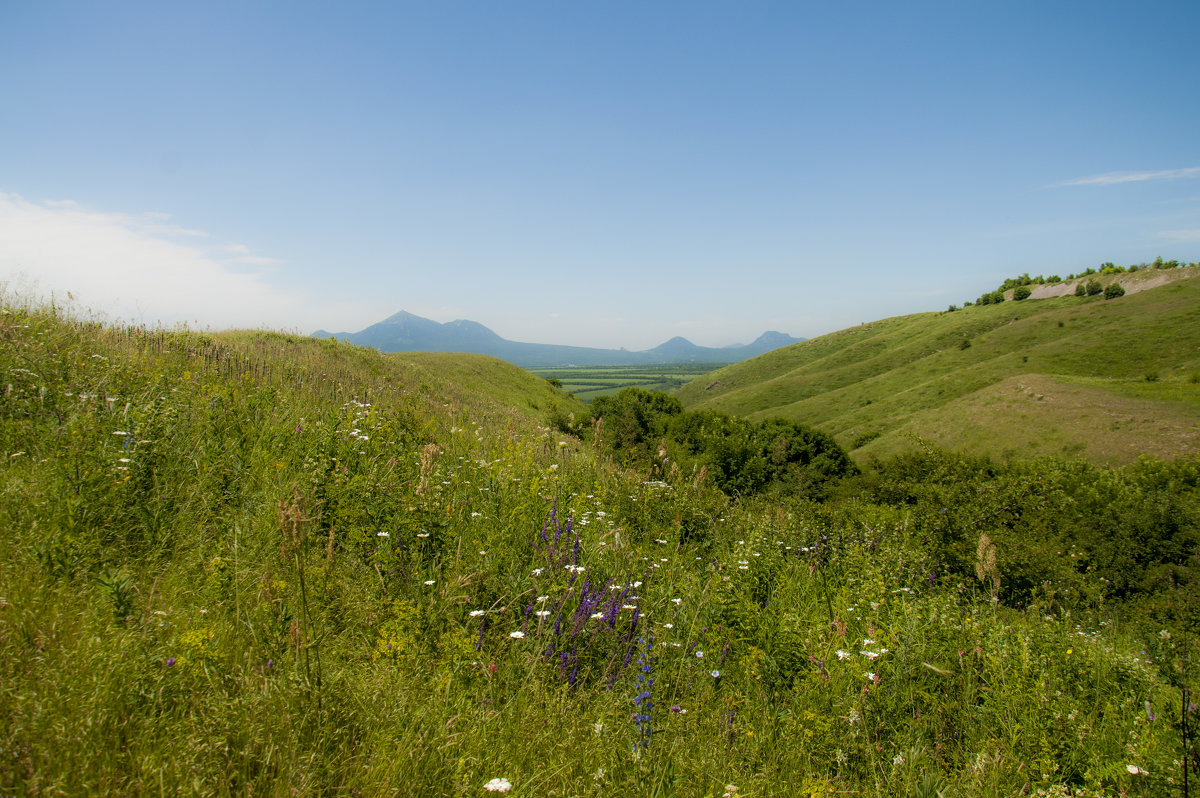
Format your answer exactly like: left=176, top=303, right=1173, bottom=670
left=1055, top=166, right=1200, bottom=187
left=1157, top=229, right=1200, bottom=242
left=0, top=192, right=307, bottom=329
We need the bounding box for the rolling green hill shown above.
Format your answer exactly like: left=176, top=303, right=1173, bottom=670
left=676, top=267, right=1200, bottom=464
left=4, top=296, right=1199, bottom=795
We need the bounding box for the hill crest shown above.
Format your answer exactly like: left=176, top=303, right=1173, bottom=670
left=676, top=266, right=1200, bottom=465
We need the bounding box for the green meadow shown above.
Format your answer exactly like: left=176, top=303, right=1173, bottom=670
left=676, top=267, right=1200, bottom=465
left=2, top=293, right=1198, bottom=797
left=532, top=364, right=729, bottom=403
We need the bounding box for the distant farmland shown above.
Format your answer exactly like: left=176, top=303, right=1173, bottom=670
left=531, top=363, right=727, bottom=402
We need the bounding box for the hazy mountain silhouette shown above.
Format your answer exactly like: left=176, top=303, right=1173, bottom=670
left=312, top=311, right=804, bottom=368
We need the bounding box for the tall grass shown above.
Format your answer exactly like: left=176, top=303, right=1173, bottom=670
left=0, top=300, right=1191, bottom=796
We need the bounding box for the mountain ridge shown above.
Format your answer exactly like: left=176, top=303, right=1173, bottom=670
left=313, top=312, right=804, bottom=368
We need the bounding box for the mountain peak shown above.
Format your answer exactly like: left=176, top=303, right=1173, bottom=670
left=313, top=311, right=803, bottom=368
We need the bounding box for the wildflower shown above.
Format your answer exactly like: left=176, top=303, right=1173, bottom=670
left=535, top=610, right=550, bottom=617
left=423, top=580, right=435, bottom=586
left=671, top=598, right=682, bottom=605
left=1126, top=765, right=1149, bottom=775
left=483, top=777, right=513, bottom=792
left=509, top=631, right=525, bottom=639
left=470, top=610, right=486, bottom=617
left=893, top=753, right=904, bottom=766
left=864, top=671, right=876, bottom=680
left=836, top=650, right=850, bottom=660
left=696, top=651, right=704, bottom=658
left=662, top=623, right=674, bottom=629
left=416, top=532, right=430, bottom=538
left=536, top=595, right=549, bottom=602
left=166, top=657, right=176, bottom=666
left=711, top=670, right=721, bottom=678
left=377, top=531, right=389, bottom=537
left=531, top=568, right=543, bottom=576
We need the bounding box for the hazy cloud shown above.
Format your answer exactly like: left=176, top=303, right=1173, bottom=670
left=1055, top=166, right=1200, bottom=187
left=1157, top=229, right=1200, bottom=242
left=0, top=192, right=316, bottom=329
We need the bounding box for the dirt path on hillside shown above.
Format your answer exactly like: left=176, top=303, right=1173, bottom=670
left=1027, top=265, right=1197, bottom=299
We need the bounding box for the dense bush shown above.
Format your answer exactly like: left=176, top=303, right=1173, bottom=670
left=590, top=388, right=857, bottom=497
left=1104, top=282, right=1126, bottom=299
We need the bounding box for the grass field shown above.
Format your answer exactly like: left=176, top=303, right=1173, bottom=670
left=3, top=298, right=1198, bottom=796
left=531, top=363, right=730, bottom=402
left=676, top=267, right=1200, bottom=464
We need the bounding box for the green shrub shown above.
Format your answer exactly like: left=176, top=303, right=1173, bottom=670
left=1085, top=279, right=1103, bottom=296
left=1012, top=285, right=1032, bottom=301
left=1104, top=282, right=1126, bottom=299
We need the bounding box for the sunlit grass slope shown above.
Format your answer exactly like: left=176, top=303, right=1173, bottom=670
left=676, top=267, right=1200, bottom=463
left=2, top=299, right=1194, bottom=797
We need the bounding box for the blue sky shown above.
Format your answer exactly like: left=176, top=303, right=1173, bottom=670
left=2, top=2, right=1198, bottom=349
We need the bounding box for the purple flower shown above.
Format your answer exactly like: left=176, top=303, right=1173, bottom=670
left=166, top=657, right=176, bottom=667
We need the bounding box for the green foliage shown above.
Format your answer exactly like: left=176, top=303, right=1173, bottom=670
left=589, top=387, right=683, bottom=455
left=1013, top=285, right=1032, bottom=301
left=589, top=389, right=857, bottom=497
left=2, top=299, right=1198, bottom=797
left=1086, top=279, right=1103, bottom=296
left=1074, top=281, right=1087, bottom=297
left=1104, top=282, right=1126, bottom=300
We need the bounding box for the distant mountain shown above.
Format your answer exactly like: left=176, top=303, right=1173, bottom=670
left=312, top=312, right=805, bottom=368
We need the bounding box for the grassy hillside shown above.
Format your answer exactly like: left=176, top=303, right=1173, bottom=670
left=3, top=298, right=1198, bottom=796
left=676, top=267, right=1200, bottom=464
